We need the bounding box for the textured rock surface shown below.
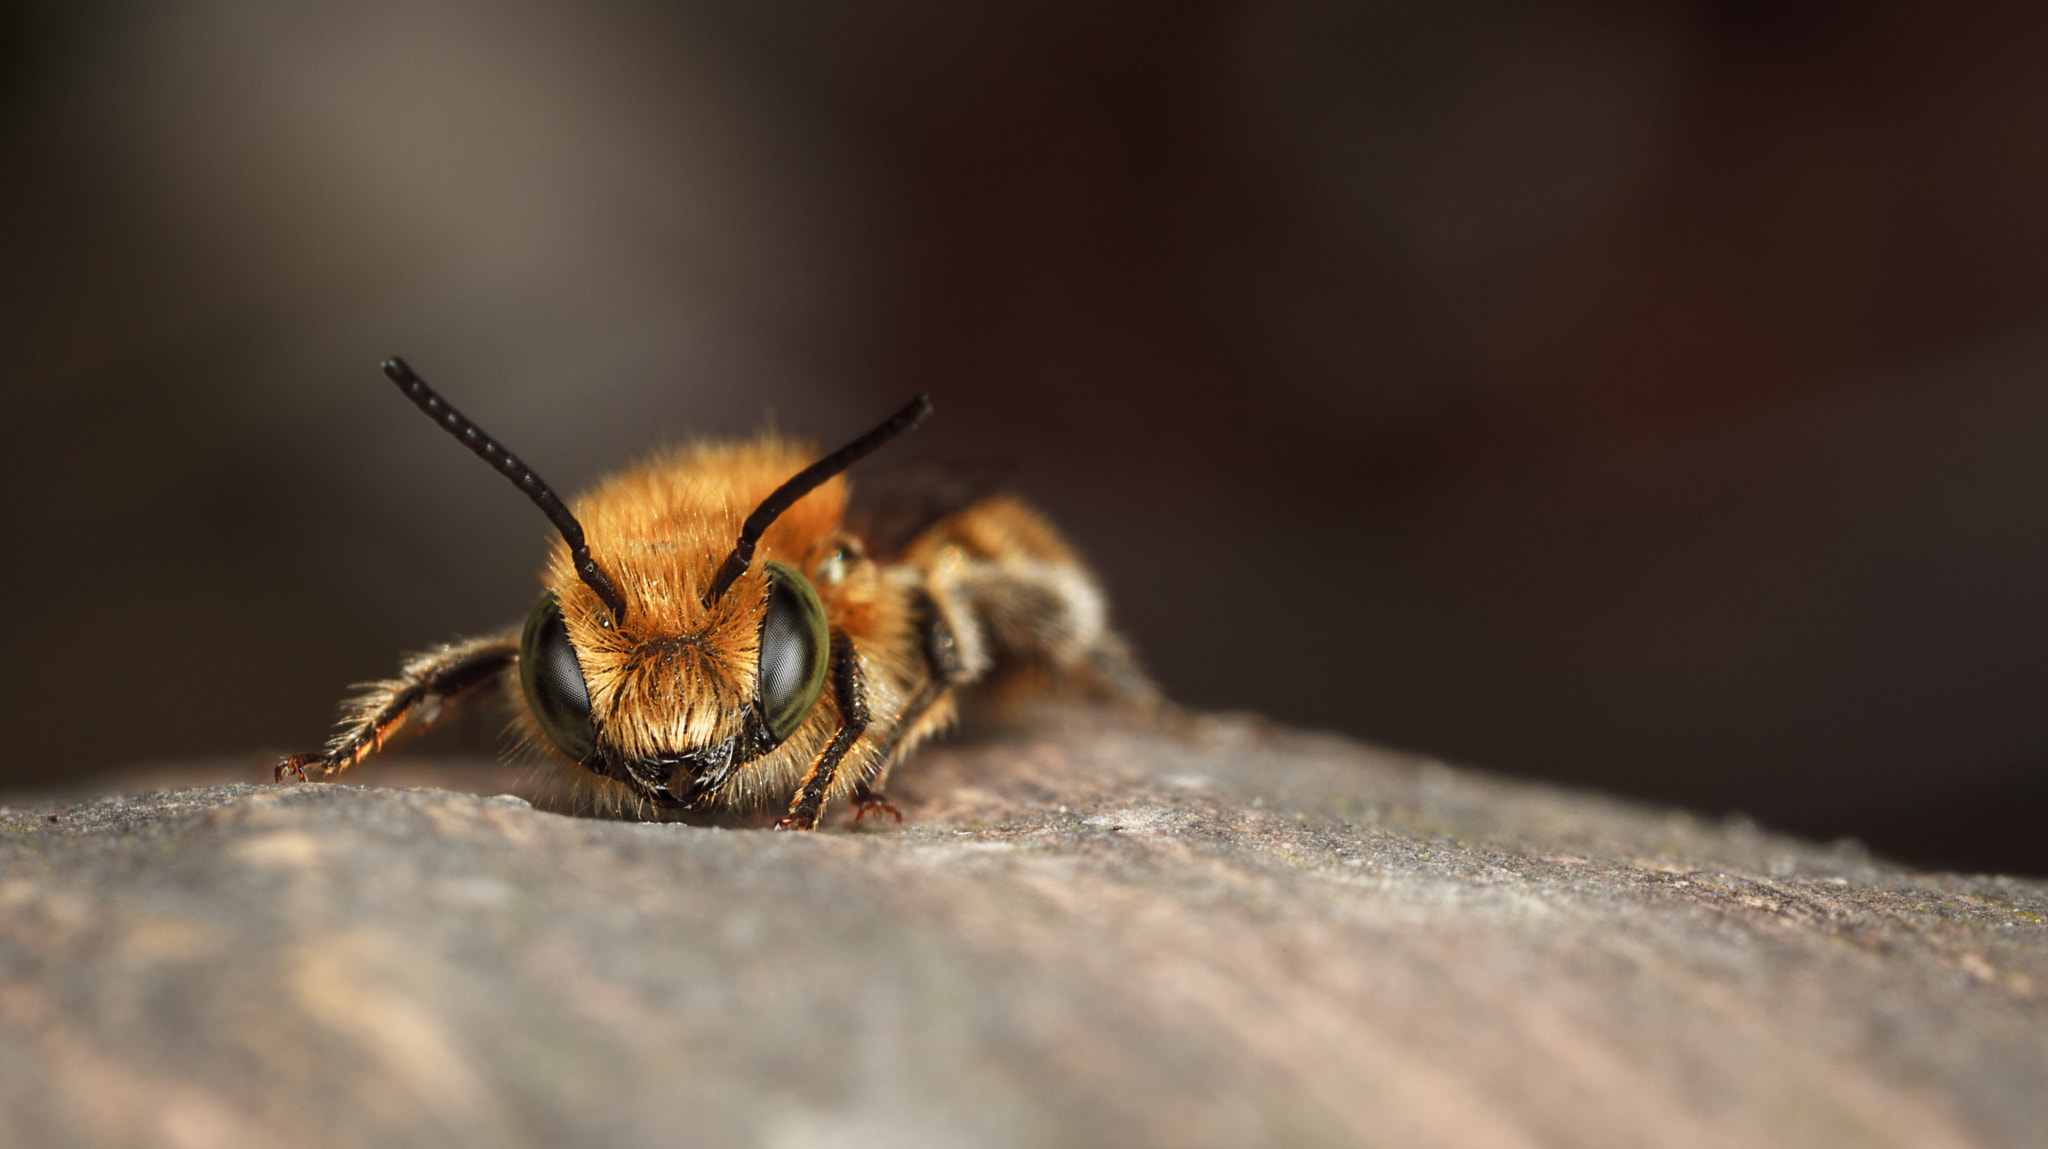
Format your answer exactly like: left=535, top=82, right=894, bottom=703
left=2, top=711, right=2045, bottom=1148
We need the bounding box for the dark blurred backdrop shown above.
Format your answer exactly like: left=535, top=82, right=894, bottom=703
left=6, top=0, right=2048, bottom=873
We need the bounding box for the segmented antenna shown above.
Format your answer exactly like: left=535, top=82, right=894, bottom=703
left=703, top=394, right=934, bottom=606
left=382, top=357, right=629, bottom=623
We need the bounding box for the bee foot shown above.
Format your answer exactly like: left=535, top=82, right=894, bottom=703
left=775, top=813, right=818, bottom=832
left=850, top=791, right=903, bottom=825
left=274, top=753, right=322, bottom=783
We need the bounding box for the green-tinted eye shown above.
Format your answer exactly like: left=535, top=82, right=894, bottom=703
left=759, top=561, right=830, bottom=741
left=519, top=592, right=596, bottom=762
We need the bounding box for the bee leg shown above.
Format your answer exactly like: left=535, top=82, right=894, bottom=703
left=842, top=683, right=936, bottom=826
left=849, top=789, right=903, bottom=824
left=945, top=554, right=1157, bottom=707
left=847, top=593, right=965, bottom=822
left=275, top=633, right=519, bottom=783
left=777, top=631, right=870, bottom=831
left=845, top=689, right=931, bottom=826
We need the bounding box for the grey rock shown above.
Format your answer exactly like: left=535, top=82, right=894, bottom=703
left=2, top=711, right=2044, bottom=1148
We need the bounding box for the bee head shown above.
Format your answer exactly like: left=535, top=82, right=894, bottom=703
left=383, top=355, right=928, bottom=808
left=524, top=439, right=849, bottom=807
left=505, top=414, right=931, bottom=812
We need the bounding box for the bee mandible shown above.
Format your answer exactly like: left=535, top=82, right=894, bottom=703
left=278, top=359, right=1154, bottom=829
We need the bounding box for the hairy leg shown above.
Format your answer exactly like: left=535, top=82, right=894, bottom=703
left=917, top=497, right=1158, bottom=707
left=276, top=632, right=519, bottom=782
left=848, top=592, right=965, bottom=821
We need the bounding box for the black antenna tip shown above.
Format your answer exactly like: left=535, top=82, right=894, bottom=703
left=382, top=357, right=415, bottom=383
left=890, top=394, right=935, bottom=437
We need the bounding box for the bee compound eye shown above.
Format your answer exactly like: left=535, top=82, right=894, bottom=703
left=759, top=561, right=831, bottom=741
left=519, top=592, right=597, bottom=762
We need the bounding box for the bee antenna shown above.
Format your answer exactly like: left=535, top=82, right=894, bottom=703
left=703, top=394, right=934, bottom=606
left=382, top=357, right=630, bottom=623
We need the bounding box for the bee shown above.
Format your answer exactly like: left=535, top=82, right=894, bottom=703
left=277, top=359, right=1154, bottom=829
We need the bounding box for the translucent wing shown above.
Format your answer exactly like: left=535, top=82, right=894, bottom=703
left=845, top=457, right=1015, bottom=558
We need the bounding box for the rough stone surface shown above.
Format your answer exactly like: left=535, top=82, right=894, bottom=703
left=2, top=710, right=2044, bottom=1148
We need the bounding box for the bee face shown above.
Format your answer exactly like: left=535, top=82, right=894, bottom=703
left=516, top=559, right=832, bottom=804
left=516, top=442, right=851, bottom=807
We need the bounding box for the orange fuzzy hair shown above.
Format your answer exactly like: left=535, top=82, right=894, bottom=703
left=531, top=435, right=920, bottom=813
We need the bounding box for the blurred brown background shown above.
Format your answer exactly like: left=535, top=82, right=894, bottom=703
left=5, top=0, right=2048, bottom=873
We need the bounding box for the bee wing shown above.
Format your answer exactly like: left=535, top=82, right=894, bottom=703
left=845, top=457, right=1015, bottom=558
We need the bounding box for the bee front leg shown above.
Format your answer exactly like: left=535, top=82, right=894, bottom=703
left=277, top=633, right=519, bottom=783
left=842, top=685, right=933, bottom=826
left=846, top=591, right=967, bottom=822
left=777, top=632, right=870, bottom=831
